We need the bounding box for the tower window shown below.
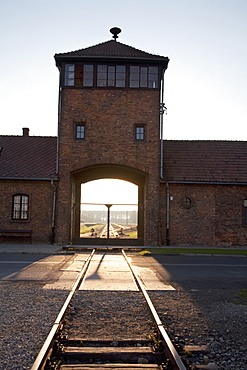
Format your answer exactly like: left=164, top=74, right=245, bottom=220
left=63, top=64, right=158, bottom=89
left=130, top=66, right=158, bottom=88
left=64, top=64, right=75, bottom=86
left=83, top=65, right=94, bottom=86
left=135, top=125, right=145, bottom=140
left=12, top=194, right=29, bottom=220
left=97, top=65, right=126, bottom=87
left=76, top=125, right=85, bottom=139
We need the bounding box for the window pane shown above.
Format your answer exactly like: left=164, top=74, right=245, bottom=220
left=13, top=202, right=20, bottom=219
left=21, top=202, right=28, bottom=219
left=84, top=65, right=93, bottom=72
left=117, top=66, right=125, bottom=72
left=97, top=65, right=107, bottom=87
left=76, top=125, right=85, bottom=139
left=130, top=80, right=139, bottom=88
left=130, top=66, right=139, bottom=73
left=97, top=79, right=107, bottom=87
left=148, top=66, right=158, bottom=88
left=98, top=65, right=107, bottom=72
left=98, top=67, right=107, bottom=86
left=65, top=64, right=75, bottom=86
left=84, top=79, right=93, bottom=87
left=22, top=196, right=28, bottom=204
left=108, top=66, right=115, bottom=86
left=83, top=65, right=93, bottom=86
left=13, top=194, right=29, bottom=220
left=116, top=66, right=126, bottom=87
left=108, top=66, right=115, bottom=73
left=149, top=66, right=158, bottom=73
left=14, top=195, right=21, bottom=204
left=130, top=66, right=140, bottom=88
left=108, top=79, right=115, bottom=86
left=140, top=67, right=147, bottom=87
left=131, top=73, right=139, bottom=81
left=116, top=80, right=125, bottom=87
left=135, top=126, right=144, bottom=140
left=116, top=72, right=125, bottom=80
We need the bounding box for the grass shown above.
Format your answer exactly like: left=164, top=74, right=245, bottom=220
left=140, top=247, right=247, bottom=256
left=80, top=224, right=103, bottom=235
left=234, top=289, right=247, bottom=305
left=126, top=231, right=137, bottom=238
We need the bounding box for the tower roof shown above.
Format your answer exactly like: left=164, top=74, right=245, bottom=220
left=55, top=40, right=169, bottom=68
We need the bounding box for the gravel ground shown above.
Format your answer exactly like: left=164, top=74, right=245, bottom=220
left=0, top=264, right=246, bottom=370
left=0, top=281, right=67, bottom=370
left=151, top=289, right=247, bottom=370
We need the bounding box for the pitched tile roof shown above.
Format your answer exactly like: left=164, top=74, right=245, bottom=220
left=163, top=140, right=247, bottom=183
left=0, top=135, right=57, bottom=179
left=1, top=137, right=247, bottom=183
left=55, top=40, right=169, bottom=64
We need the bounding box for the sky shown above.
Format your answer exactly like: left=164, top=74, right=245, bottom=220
left=81, top=179, right=138, bottom=208
left=0, top=0, right=247, bottom=141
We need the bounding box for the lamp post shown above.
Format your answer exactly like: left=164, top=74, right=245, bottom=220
left=105, top=204, right=112, bottom=240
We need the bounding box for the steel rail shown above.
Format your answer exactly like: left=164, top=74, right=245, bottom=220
left=122, top=249, right=187, bottom=370
left=31, top=249, right=95, bottom=370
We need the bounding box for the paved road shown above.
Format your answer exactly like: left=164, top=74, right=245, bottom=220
left=129, top=254, right=247, bottom=291
left=1, top=253, right=247, bottom=292
left=0, top=253, right=75, bottom=281
left=152, top=254, right=247, bottom=290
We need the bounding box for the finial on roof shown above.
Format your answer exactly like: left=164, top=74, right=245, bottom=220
left=110, top=27, right=121, bottom=41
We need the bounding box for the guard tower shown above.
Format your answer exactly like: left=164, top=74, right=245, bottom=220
left=54, top=28, right=169, bottom=245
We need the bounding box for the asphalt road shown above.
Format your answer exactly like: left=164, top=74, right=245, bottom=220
left=153, top=254, right=247, bottom=290
left=1, top=253, right=247, bottom=292
left=0, top=253, right=75, bottom=281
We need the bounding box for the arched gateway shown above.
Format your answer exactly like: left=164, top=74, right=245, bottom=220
left=54, top=29, right=169, bottom=246
left=72, top=165, right=146, bottom=245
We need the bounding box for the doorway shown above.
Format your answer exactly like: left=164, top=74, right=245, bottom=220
left=72, top=165, right=146, bottom=245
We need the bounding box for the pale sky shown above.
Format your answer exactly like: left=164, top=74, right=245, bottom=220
left=81, top=179, right=138, bottom=206
left=0, top=0, right=247, bottom=141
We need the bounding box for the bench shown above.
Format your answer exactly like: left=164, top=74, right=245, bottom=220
left=0, top=229, right=32, bottom=243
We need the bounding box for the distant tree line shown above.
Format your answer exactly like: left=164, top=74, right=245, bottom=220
left=81, top=210, right=137, bottom=225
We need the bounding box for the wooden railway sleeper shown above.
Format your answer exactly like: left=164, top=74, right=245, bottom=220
left=46, top=337, right=169, bottom=369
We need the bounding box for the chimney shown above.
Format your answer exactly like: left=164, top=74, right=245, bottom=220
left=22, top=127, right=29, bottom=136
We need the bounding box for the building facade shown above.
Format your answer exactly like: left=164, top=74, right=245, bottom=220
left=1, top=31, right=247, bottom=246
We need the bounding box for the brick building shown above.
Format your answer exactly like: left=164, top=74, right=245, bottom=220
left=1, top=30, right=247, bottom=246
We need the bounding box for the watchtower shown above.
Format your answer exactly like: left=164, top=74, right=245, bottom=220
left=54, top=29, right=169, bottom=245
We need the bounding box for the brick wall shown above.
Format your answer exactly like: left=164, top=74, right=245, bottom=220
left=0, top=179, right=56, bottom=243
left=56, top=88, right=161, bottom=245
left=160, top=183, right=247, bottom=246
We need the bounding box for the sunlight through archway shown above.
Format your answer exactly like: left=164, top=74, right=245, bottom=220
left=80, top=179, right=138, bottom=239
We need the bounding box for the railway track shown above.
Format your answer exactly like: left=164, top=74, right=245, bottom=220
left=31, top=250, right=187, bottom=370
left=99, top=224, right=119, bottom=238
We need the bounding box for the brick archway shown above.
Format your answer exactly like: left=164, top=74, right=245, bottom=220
left=71, top=164, right=146, bottom=245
